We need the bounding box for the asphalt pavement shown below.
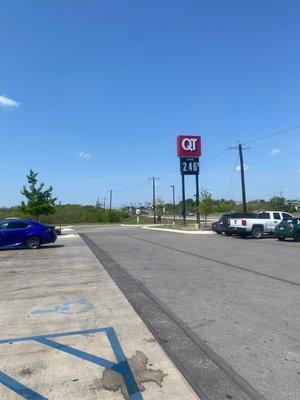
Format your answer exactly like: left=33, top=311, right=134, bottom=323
left=76, top=225, right=300, bottom=400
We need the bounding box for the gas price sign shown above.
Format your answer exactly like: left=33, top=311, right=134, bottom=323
left=180, top=157, right=199, bottom=175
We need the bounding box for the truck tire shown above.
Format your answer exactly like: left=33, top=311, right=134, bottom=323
left=278, top=237, right=285, bottom=241
left=294, top=233, right=300, bottom=242
left=252, top=228, right=263, bottom=239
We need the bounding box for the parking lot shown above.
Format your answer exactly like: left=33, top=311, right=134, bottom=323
left=0, top=226, right=299, bottom=400
left=77, top=225, right=300, bottom=400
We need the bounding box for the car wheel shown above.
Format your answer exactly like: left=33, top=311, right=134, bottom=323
left=26, top=237, right=41, bottom=249
left=252, top=228, right=263, bottom=239
left=294, top=233, right=300, bottom=242
left=278, top=237, right=285, bottom=241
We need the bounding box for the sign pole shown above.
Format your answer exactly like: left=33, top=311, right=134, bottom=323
left=195, top=173, right=200, bottom=229
left=177, top=135, right=201, bottom=229
left=181, top=173, right=186, bottom=226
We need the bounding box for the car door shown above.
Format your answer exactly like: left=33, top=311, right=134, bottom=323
left=258, top=212, right=271, bottom=231
left=5, top=221, right=30, bottom=246
left=272, top=212, right=281, bottom=231
left=0, top=221, right=9, bottom=246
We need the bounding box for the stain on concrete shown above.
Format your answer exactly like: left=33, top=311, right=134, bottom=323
left=144, top=337, right=156, bottom=343
left=94, top=351, right=167, bottom=399
left=19, top=368, right=32, bottom=376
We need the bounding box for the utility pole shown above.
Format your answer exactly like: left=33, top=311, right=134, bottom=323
left=229, top=141, right=247, bottom=212
left=59, top=200, right=62, bottom=233
left=195, top=174, right=200, bottom=228
left=102, top=197, right=106, bottom=210
left=109, top=190, right=114, bottom=212
left=148, top=177, right=159, bottom=224
left=170, top=185, right=176, bottom=224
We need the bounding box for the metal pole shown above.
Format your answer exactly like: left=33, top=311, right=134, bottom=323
left=109, top=190, right=113, bottom=212
left=170, top=185, right=176, bottom=224
left=238, top=143, right=247, bottom=212
left=195, top=174, right=200, bottom=228
left=59, top=200, right=62, bottom=233
left=152, top=178, right=156, bottom=224
left=181, top=174, right=186, bottom=226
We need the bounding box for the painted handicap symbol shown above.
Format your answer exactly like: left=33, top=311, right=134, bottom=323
left=31, top=298, right=93, bottom=315
left=0, top=327, right=143, bottom=400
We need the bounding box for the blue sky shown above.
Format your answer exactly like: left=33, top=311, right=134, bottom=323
left=1, top=0, right=300, bottom=207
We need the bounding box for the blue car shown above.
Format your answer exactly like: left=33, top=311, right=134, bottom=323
left=0, top=219, right=57, bottom=249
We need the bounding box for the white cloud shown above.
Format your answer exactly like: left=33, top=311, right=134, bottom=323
left=93, top=178, right=102, bottom=184
left=236, top=164, right=249, bottom=172
left=270, top=148, right=280, bottom=155
left=0, top=94, right=19, bottom=107
left=79, top=151, right=92, bottom=159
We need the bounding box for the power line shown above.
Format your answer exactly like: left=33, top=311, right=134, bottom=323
left=247, top=132, right=300, bottom=150
left=201, top=152, right=236, bottom=168
left=243, top=125, right=300, bottom=146
left=247, top=150, right=300, bottom=167
left=225, top=155, right=239, bottom=199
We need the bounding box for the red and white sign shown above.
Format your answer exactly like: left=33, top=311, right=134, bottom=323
left=177, top=135, right=201, bottom=157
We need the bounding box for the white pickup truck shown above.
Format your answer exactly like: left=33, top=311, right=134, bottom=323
left=229, top=211, right=294, bottom=239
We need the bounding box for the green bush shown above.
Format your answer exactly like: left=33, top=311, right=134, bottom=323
left=0, top=204, right=128, bottom=225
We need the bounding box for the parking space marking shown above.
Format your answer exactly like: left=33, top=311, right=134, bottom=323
left=0, top=371, right=47, bottom=400
left=0, top=327, right=143, bottom=400
left=31, top=298, right=93, bottom=315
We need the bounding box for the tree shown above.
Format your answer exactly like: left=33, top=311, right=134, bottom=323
left=198, top=189, right=214, bottom=225
left=268, top=196, right=295, bottom=212
left=21, top=169, right=57, bottom=221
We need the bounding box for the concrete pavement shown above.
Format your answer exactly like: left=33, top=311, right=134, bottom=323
left=0, top=234, right=198, bottom=399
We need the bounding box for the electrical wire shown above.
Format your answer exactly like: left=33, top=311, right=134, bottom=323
left=243, top=125, right=300, bottom=146
left=225, top=155, right=239, bottom=199
left=247, top=132, right=300, bottom=150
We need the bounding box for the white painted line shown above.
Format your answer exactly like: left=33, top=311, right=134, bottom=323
left=58, top=234, right=79, bottom=239
left=142, top=226, right=216, bottom=235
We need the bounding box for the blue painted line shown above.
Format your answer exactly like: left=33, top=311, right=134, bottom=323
left=0, top=327, right=144, bottom=400
left=34, top=336, right=119, bottom=371
left=107, top=327, right=143, bottom=400
left=0, top=327, right=110, bottom=345
left=0, top=371, right=47, bottom=400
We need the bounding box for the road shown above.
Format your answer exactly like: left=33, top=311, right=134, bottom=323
left=76, top=225, right=300, bottom=400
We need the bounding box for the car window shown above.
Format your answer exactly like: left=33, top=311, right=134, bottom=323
left=7, top=221, right=29, bottom=229
left=293, top=218, right=300, bottom=224
left=258, top=212, right=270, bottom=219
left=282, top=213, right=293, bottom=220
left=273, top=212, right=281, bottom=220
left=220, top=215, right=228, bottom=222
left=0, top=221, right=9, bottom=230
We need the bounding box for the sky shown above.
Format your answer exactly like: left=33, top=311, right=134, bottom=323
left=1, top=0, right=300, bottom=207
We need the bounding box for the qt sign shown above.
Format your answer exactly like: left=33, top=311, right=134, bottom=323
left=177, top=135, right=201, bottom=158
